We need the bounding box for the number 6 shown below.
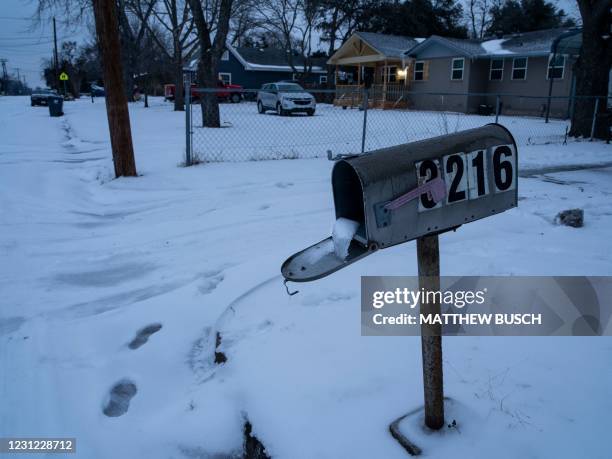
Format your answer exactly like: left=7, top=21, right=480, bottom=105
left=492, top=145, right=516, bottom=193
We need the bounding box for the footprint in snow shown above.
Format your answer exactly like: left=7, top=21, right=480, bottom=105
left=128, top=323, right=162, bottom=350
left=103, top=379, right=137, bottom=417
left=275, top=181, right=293, bottom=189
left=198, top=271, right=224, bottom=295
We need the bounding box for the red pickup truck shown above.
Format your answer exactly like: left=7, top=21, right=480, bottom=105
left=164, top=81, right=243, bottom=103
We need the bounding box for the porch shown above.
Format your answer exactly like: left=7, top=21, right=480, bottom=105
left=333, top=82, right=412, bottom=109
left=327, top=32, right=417, bottom=110
left=332, top=62, right=413, bottom=109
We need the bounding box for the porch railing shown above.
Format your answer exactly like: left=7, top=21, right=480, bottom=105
left=334, top=83, right=410, bottom=108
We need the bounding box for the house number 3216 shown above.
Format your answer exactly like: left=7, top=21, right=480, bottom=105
left=416, top=145, right=516, bottom=211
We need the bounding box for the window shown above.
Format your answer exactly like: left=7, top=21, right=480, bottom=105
left=221, top=50, right=229, bottom=61
left=382, top=65, right=397, bottom=83
left=414, top=61, right=426, bottom=81
left=277, top=83, right=304, bottom=91
left=319, top=75, right=327, bottom=84
left=489, top=58, right=503, bottom=81
left=547, top=54, right=565, bottom=79
left=451, top=58, right=464, bottom=80
left=512, top=57, right=528, bottom=80
left=218, top=72, right=231, bottom=84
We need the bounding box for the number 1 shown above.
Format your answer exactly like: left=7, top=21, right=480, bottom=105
left=467, top=149, right=488, bottom=199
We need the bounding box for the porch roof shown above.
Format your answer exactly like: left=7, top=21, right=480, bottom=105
left=327, top=32, right=422, bottom=66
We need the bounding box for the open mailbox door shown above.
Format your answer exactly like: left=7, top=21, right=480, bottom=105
left=282, top=124, right=518, bottom=282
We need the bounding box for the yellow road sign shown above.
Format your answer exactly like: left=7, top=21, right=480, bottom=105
left=59, top=72, right=69, bottom=81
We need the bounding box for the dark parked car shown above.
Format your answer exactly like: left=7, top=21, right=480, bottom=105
left=164, top=80, right=243, bottom=103
left=90, top=84, right=105, bottom=97
left=30, top=89, right=57, bottom=106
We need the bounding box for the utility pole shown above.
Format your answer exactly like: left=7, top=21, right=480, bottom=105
left=15, top=68, right=21, bottom=94
left=92, top=0, right=138, bottom=177
left=0, top=59, right=7, bottom=94
left=53, top=17, right=59, bottom=91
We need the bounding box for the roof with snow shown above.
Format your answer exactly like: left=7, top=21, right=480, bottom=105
left=353, top=32, right=422, bottom=59
left=231, top=46, right=327, bottom=72
left=185, top=43, right=327, bottom=73
left=407, top=28, right=582, bottom=59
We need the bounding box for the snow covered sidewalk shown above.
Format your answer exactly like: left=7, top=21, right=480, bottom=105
left=1, top=96, right=611, bottom=458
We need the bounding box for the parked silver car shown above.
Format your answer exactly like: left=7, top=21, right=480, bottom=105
left=257, top=82, right=316, bottom=116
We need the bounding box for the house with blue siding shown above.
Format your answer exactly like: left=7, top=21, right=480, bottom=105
left=189, top=44, right=328, bottom=89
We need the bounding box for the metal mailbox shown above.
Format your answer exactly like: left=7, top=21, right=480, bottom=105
left=282, top=124, right=518, bottom=282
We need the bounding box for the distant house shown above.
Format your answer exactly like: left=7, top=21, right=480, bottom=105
left=327, top=31, right=424, bottom=108
left=328, top=28, right=582, bottom=117
left=406, top=28, right=581, bottom=117
left=189, top=44, right=328, bottom=89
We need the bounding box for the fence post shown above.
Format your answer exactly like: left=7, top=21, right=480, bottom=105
left=184, top=71, right=192, bottom=166
left=590, top=97, right=600, bottom=141
left=495, top=95, right=500, bottom=124
left=361, top=87, right=369, bottom=154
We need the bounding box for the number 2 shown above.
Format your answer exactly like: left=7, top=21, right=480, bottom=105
left=443, top=153, right=468, bottom=204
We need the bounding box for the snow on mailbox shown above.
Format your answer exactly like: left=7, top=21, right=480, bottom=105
left=282, top=124, right=517, bottom=282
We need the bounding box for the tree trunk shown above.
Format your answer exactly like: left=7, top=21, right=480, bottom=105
left=198, top=57, right=221, bottom=128
left=71, top=75, right=82, bottom=98
left=569, top=37, right=610, bottom=138
left=174, top=59, right=184, bottom=111
left=92, top=0, right=137, bottom=178
left=569, top=2, right=612, bottom=139
left=188, top=0, right=232, bottom=128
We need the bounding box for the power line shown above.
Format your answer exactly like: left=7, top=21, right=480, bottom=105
left=0, top=42, right=55, bottom=47
left=0, top=43, right=54, bottom=48
left=0, top=36, right=53, bottom=41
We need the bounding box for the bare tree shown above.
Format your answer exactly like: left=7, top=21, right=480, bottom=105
left=570, top=0, right=612, bottom=139
left=187, top=0, right=234, bottom=128
left=58, top=41, right=85, bottom=96
left=130, top=0, right=197, bottom=111
left=467, top=0, right=492, bottom=39
left=228, top=0, right=262, bottom=46
left=318, top=0, right=363, bottom=85
left=116, top=0, right=155, bottom=98
left=34, top=0, right=91, bottom=29
left=254, top=0, right=323, bottom=79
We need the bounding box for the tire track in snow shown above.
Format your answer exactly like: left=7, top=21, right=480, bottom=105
left=188, top=274, right=280, bottom=383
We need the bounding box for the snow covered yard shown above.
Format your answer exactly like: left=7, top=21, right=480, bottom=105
left=192, top=100, right=576, bottom=162
left=1, top=95, right=611, bottom=458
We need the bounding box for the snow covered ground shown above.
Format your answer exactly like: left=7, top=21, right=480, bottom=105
left=1, top=96, right=611, bottom=459
left=192, top=101, right=576, bottom=162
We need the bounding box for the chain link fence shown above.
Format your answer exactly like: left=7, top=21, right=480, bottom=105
left=186, top=87, right=610, bottom=163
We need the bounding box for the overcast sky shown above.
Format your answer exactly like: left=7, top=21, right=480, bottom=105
left=0, top=0, right=91, bottom=88
left=0, top=0, right=580, bottom=89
